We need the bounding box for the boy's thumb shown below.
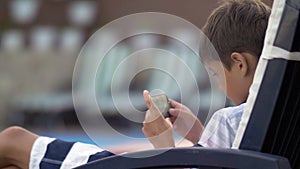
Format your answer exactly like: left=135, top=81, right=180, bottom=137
left=143, top=90, right=151, bottom=108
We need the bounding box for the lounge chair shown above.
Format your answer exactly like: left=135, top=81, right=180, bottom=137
left=75, top=0, right=300, bottom=168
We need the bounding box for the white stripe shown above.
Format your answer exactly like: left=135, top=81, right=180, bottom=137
left=264, top=46, right=300, bottom=61
left=60, top=142, right=105, bottom=169
left=29, top=136, right=56, bottom=169
left=232, top=58, right=268, bottom=149
left=263, top=0, right=286, bottom=51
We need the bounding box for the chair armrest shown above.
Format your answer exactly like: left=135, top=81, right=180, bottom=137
left=74, top=147, right=291, bottom=169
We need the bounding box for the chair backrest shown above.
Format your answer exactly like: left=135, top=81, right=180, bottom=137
left=75, top=0, right=299, bottom=168
left=233, top=0, right=300, bottom=168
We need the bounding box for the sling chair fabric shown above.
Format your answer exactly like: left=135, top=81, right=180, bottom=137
left=75, top=0, right=299, bottom=168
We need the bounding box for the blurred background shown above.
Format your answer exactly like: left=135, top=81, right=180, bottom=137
left=0, top=0, right=272, bottom=149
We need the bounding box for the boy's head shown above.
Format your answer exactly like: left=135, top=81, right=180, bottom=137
left=200, top=0, right=271, bottom=104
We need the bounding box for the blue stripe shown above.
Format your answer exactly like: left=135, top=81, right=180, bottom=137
left=88, top=151, right=115, bottom=163
left=193, top=143, right=203, bottom=147
left=40, top=139, right=75, bottom=169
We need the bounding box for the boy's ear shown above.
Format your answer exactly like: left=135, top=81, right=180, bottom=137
left=230, top=52, right=249, bottom=76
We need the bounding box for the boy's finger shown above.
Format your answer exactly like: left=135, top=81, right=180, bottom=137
left=169, top=116, right=177, bottom=124
left=168, top=108, right=180, bottom=117
left=149, top=96, right=161, bottom=114
left=144, top=100, right=163, bottom=123
left=165, top=117, right=173, bottom=127
left=169, top=99, right=182, bottom=108
left=143, top=90, right=151, bottom=108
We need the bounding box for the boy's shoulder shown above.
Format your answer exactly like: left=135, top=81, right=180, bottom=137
left=211, top=103, right=246, bottom=122
left=200, top=103, right=246, bottom=148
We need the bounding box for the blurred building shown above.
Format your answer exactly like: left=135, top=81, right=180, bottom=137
left=0, top=0, right=272, bottom=131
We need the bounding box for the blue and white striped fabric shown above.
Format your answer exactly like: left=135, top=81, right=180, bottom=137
left=198, top=103, right=245, bottom=148
left=29, top=104, right=245, bottom=169
left=30, top=137, right=114, bottom=169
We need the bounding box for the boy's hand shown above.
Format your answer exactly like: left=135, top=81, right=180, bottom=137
left=168, top=100, right=204, bottom=144
left=142, top=90, right=175, bottom=148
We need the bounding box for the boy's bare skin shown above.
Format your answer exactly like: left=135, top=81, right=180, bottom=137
left=0, top=51, right=258, bottom=169
left=0, top=126, right=38, bottom=169
left=0, top=0, right=270, bottom=168
left=142, top=90, right=204, bottom=148
left=142, top=51, right=258, bottom=148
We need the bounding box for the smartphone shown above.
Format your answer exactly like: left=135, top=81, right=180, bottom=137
left=151, top=93, right=171, bottom=118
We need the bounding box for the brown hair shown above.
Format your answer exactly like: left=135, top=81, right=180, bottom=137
left=201, top=0, right=271, bottom=70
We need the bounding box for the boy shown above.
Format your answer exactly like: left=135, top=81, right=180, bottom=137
left=143, top=0, right=270, bottom=148
left=0, top=0, right=270, bottom=168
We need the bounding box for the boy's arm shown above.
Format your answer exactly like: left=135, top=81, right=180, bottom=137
left=168, top=100, right=204, bottom=145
